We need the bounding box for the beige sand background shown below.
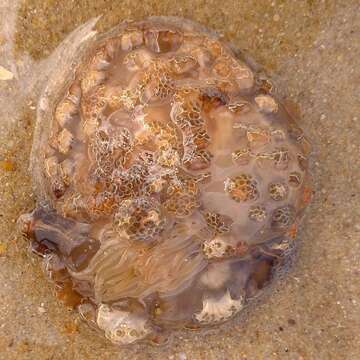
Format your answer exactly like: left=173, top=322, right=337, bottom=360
left=0, top=1, right=359, bottom=359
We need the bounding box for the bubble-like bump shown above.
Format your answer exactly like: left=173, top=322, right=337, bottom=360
left=268, top=182, right=288, bottom=201
left=271, top=205, right=296, bottom=230
left=194, top=290, right=244, bottom=324
left=114, top=197, right=165, bottom=242
left=271, top=129, right=286, bottom=142
left=97, top=303, right=151, bottom=345
left=202, top=236, right=235, bottom=259
left=225, top=174, right=259, bottom=202
left=164, top=178, right=200, bottom=217
left=273, top=147, right=290, bottom=170
left=232, top=148, right=251, bottom=165
left=248, top=205, right=267, bottom=222
left=203, top=211, right=233, bottom=234
left=254, top=94, right=278, bottom=113
left=288, top=171, right=302, bottom=188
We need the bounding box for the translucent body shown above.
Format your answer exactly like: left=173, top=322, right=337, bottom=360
left=19, top=17, right=311, bottom=345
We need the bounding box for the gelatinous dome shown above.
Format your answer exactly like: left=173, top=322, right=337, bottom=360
left=19, top=17, right=311, bottom=345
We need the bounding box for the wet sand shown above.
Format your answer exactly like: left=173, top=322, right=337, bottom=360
left=0, top=1, right=359, bottom=359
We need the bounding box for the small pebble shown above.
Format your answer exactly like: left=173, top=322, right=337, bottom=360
left=0, top=66, right=14, bottom=80
left=38, top=306, right=46, bottom=314
left=273, top=14, right=280, bottom=22
left=0, top=243, right=7, bottom=255
left=288, top=318, right=296, bottom=325
left=0, top=160, right=15, bottom=171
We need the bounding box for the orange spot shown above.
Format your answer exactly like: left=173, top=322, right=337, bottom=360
left=287, top=224, right=298, bottom=239
left=94, top=182, right=102, bottom=192
left=0, top=242, right=7, bottom=255
left=62, top=321, right=79, bottom=335
left=55, top=281, right=82, bottom=308
left=302, top=186, right=313, bottom=204
left=0, top=160, right=15, bottom=171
